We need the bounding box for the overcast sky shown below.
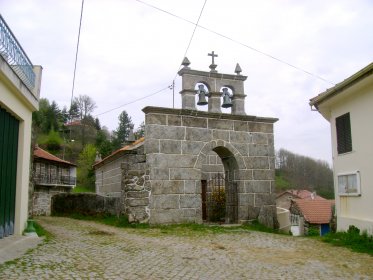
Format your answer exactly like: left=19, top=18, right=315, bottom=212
left=2, top=0, right=373, bottom=164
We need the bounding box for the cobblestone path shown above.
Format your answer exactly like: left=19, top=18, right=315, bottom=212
left=1, top=217, right=373, bottom=279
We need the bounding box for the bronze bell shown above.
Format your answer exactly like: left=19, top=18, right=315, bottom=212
left=197, top=85, right=208, bottom=106
left=221, top=88, right=233, bottom=108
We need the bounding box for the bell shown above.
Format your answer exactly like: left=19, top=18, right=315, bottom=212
left=221, top=88, right=233, bottom=108
left=197, top=85, right=208, bottom=106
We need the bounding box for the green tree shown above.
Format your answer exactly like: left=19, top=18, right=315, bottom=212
left=95, top=128, right=113, bottom=158
left=38, top=129, right=63, bottom=155
left=134, top=121, right=145, bottom=139
left=77, top=144, right=97, bottom=191
left=112, top=110, right=134, bottom=150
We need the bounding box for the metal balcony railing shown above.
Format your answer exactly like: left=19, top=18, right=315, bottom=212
left=0, top=14, right=35, bottom=91
left=34, top=174, right=77, bottom=187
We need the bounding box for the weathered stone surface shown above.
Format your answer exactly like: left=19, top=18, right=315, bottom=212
left=126, top=191, right=149, bottom=199
left=184, top=180, right=196, bottom=194
left=248, top=122, right=273, bottom=133
left=185, top=127, right=212, bottom=141
left=251, top=133, right=268, bottom=144
left=127, top=198, right=149, bottom=207
left=231, top=143, right=249, bottom=156
left=244, top=157, right=269, bottom=169
left=181, top=141, right=204, bottom=155
left=151, top=180, right=184, bottom=195
left=182, top=208, right=196, bottom=217
left=150, top=168, right=169, bottom=180
left=254, top=193, right=276, bottom=206
left=233, top=121, right=248, bottom=132
left=144, top=139, right=159, bottom=154
left=258, top=205, right=279, bottom=229
left=160, top=139, right=181, bottom=154
left=169, top=168, right=201, bottom=180
left=234, top=169, right=253, bottom=180
left=146, top=114, right=167, bottom=125
left=229, top=131, right=251, bottom=143
left=150, top=195, right=179, bottom=209
left=180, top=194, right=201, bottom=208
left=167, top=115, right=181, bottom=126
left=147, top=125, right=185, bottom=140
left=212, top=130, right=230, bottom=141
left=249, top=144, right=269, bottom=156
left=238, top=193, right=254, bottom=205
left=253, top=170, right=275, bottom=180
left=147, top=154, right=197, bottom=168
left=182, top=116, right=207, bottom=128
left=244, top=181, right=271, bottom=193
left=149, top=209, right=185, bottom=224
left=248, top=205, right=261, bottom=220
left=208, top=118, right=233, bottom=130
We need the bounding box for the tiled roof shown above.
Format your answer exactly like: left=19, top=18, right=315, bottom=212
left=93, top=137, right=145, bottom=168
left=34, top=146, right=76, bottom=166
left=294, top=199, right=334, bottom=224
left=277, top=189, right=326, bottom=200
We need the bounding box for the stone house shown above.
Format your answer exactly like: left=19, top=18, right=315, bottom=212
left=0, top=15, right=42, bottom=239
left=94, top=56, right=279, bottom=228
left=310, top=62, right=373, bottom=234
left=32, top=146, right=76, bottom=215
left=276, top=189, right=326, bottom=210
left=290, top=199, right=334, bottom=236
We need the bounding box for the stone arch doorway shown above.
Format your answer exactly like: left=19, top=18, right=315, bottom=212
left=200, top=145, right=239, bottom=224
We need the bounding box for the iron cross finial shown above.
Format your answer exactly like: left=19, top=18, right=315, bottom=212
left=208, top=51, right=218, bottom=65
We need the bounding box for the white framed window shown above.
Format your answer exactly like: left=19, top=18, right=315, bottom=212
left=337, top=171, right=361, bottom=196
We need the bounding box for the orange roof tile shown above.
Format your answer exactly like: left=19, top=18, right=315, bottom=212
left=294, top=199, right=334, bottom=224
left=34, top=146, right=76, bottom=166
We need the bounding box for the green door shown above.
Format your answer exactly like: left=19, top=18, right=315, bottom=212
left=0, top=106, right=19, bottom=239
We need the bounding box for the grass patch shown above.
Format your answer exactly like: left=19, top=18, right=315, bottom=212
left=322, top=226, right=373, bottom=256
left=72, top=185, right=94, bottom=193
left=62, top=213, right=282, bottom=236
left=34, top=221, right=53, bottom=241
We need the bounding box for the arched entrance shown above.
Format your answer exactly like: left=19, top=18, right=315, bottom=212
left=200, top=145, right=238, bottom=224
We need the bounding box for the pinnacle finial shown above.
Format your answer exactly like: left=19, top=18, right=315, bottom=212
left=235, top=63, right=242, bottom=75
left=181, top=57, right=191, bottom=68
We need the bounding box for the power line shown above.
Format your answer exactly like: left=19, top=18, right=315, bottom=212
left=135, top=0, right=335, bottom=85
left=70, top=0, right=85, bottom=109
left=94, top=86, right=171, bottom=117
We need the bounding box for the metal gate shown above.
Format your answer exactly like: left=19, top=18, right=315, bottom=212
left=0, top=106, right=19, bottom=239
left=205, top=172, right=237, bottom=224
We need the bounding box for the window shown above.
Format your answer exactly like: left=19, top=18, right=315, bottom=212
left=338, top=172, right=360, bottom=196
left=336, top=113, right=352, bottom=154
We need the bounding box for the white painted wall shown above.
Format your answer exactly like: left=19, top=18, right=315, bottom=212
left=318, top=75, right=373, bottom=234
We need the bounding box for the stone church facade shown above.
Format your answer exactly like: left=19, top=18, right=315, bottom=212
left=95, top=56, right=278, bottom=228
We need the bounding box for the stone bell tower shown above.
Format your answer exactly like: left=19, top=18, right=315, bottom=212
left=178, top=52, right=247, bottom=115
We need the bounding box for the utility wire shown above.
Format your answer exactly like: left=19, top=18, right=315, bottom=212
left=94, top=86, right=171, bottom=117
left=135, top=0, right=335, bottom=85
left=70, top=0, right=85, bottom=109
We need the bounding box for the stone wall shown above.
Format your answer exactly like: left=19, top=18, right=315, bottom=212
left=143, top=106, right=278, bottom=227
left=32, top=186, right=72, bottom=216
left=51, top=193, right=121, bottom=216
left=95, top=155, right=124, bottom=197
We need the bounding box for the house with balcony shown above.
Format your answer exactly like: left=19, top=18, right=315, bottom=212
left=0, top=15, right=42, bottom=238
left=32, top=146, right=76, bottom=215
left=310, top=62, right=373, bottom=234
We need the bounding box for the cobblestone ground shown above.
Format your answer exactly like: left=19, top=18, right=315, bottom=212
left=1, top=217, right=373, bottom=279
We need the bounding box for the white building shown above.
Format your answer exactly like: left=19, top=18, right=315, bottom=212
left=310, top=63, right=373, bottom=234
left=0, top=15, right=42, bottom=238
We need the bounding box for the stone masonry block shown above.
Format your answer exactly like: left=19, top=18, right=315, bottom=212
left=167, top=115, right=181, bottom=126
left=149, top=209, right=183, bottom=224
left=146, top=114, right=167, bottom=125
left=144, top=139, right=160, bottom=154
left=150, top=194, right=179, bottom=209
left=147, top=154, right=197, bottom=169
left=233, top=121, right=248, bottom=132
left=146, top=125, right=185, bottom=140
left=185, top=127, right=212, bottom=142
left=230, top=131, right=251, bottom=143
left=160, top=139, right=182, bottom=154
left=249, top=144, right=269, bottom=156
left=182, top=116, right=207, bottom=128
left=244, top=181, right=271, bottom=193
left=184, top=180, right=196, bottom=194
left=126, top=198, right=149, bottom=207
left=169, top=168, right=201, bottom=180
left=238, top=193, right=254, bottom=205
left=231, top=143, right=249, bottom=156
left=182, top=208, right=196, bottom=217
left=208, top=118, right=233, bottom=130
left=180, top=194, right=201, bottom=208
left=150, top=168, right=169, bottom=180
left=212, top=130, right=230, bottom=141
left=254, top=193, right=276, bottom=206
left=151, top=180, right=184, bottom=195
left=251, top=133, right=268, bottom=144
left=248, top=205, right=261, bottom=220
left=253, top=170, right=275, bottom=180
left=126, top=191, right=149, bottom=199
left=244, top=157, right=269, bottom=169
left=182, top=141, right=205, bottom=155
left=234, top=169, right=253, bottom=181
left=247, top=122, right=273, bottom=133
